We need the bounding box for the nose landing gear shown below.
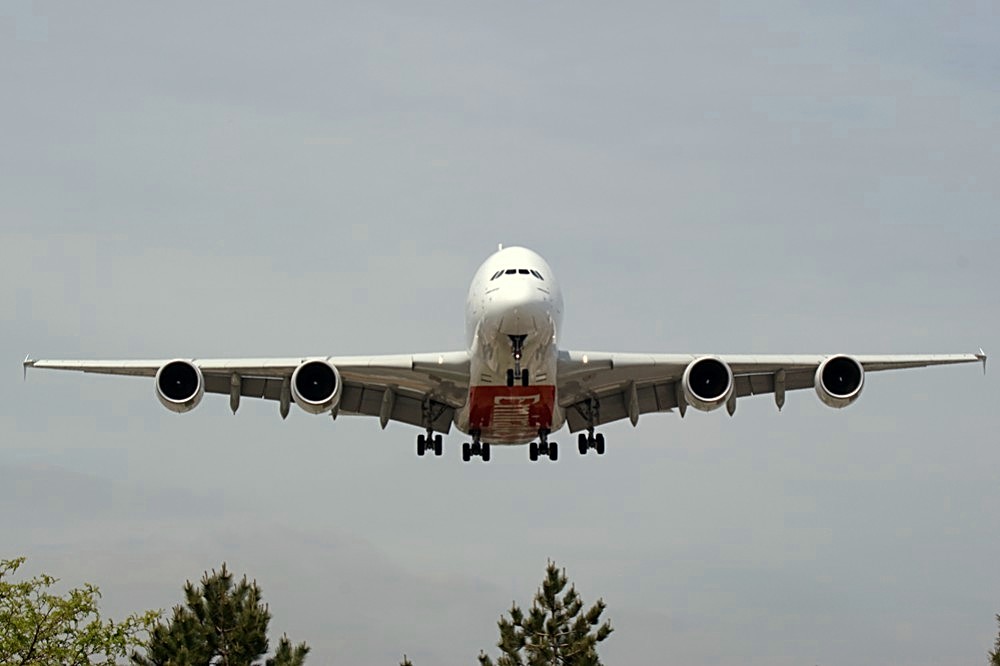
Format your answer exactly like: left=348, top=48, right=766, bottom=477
left=506, top=368, right=529, bottom=387
left=506, top=335, right=529, bottom=387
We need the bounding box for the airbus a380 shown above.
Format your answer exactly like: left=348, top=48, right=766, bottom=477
left=24, top=246, right=986, bottom=463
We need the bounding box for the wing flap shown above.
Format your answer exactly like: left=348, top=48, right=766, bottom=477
left=733, top=370, right=814, bottom=398
left=340, top=384, right=453, bottom=432
left=564, top=381, right=678, bottom=433
left=200, top=376, right=453, bottom=432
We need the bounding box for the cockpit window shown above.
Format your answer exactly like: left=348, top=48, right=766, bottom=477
left=494, top=268, right=545, bottom=279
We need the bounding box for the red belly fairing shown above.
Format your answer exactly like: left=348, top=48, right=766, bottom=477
left=468, top=385, right=556, bottom=443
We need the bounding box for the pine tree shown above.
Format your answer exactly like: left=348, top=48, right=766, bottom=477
left=131, top=563, right=308, bottom=666
left=990, top=614, right=1000, bottom=665
left=477, top=561, right=613, bottom=666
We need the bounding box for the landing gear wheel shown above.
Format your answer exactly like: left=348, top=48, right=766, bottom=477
left=462, top=442, right=471, bottom=462
left=521, top=369, right=529, bottom=387
left=482, top=443, right=491, bottom=462
left=506, top=369, right=515, bottom=387
left=434, top=434, right=443, bottom=456
left=548, top=441, right=559, bottom=461
left=595, top=433, right=605, bottom=455
left=417, top=434, right=426, bottom=457
left=529, top=441, right=539, bottom=462
left=578, top=433, right=588, bottom=455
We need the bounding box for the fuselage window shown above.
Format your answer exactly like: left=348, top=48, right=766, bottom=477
left=491, top=271, right=503, bottom=280
left=518, top=269, right=530, bottom=275
left=530, top=270, right=543, bottom=280
left=505, top=269, right=516, bottom=274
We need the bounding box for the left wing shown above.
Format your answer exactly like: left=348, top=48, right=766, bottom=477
left=24, top=353, right=471, bottom=433
left=557, top=350, right=986, bottom=433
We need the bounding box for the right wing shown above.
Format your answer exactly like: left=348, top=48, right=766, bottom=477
left=24, top=352, right=471, bottom=433
left=556, top=350, right=986, bottom=432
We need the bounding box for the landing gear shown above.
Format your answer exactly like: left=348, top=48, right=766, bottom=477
left=507, top=335, right=529, bottom=386
left=571, top=400, right=605, bottom=456
left=528, top=430, right=558, bottom=461
left=508, top=368, right=530, bottom=387
left=462, top=431, right=490, bottom=462
left=577, top=431, right=606, bottom=455
left=417, top=431, right=443, bottom=457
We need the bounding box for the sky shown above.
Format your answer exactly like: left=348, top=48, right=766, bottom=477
left=1, top=1, right=998, bottom=664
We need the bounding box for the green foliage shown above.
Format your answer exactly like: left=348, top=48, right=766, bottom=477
left=131, top=563, right=308, bottom=666
left=0, top=556, right=159, bottom=665
left=990, top=614, right=1000, bottom=665
left=477, top=561, right=613, bottom=666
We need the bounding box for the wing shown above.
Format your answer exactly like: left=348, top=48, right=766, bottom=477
left=23, top=352, right=471, bottom=433
left=556, top=350, right=986, bottom=433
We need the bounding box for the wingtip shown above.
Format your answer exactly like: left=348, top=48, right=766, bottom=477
left=23, top=354, right=34, bottom=381
left=977, top=348, right=987, bottom=374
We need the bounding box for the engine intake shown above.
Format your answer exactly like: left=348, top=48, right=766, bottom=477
left=291, top=360, right=343, bottom=414
left=155, top=360, right=205, bottom=413
left=682, top=356, right=734, bottom=412
left=815, top=355, right=864, bottom=408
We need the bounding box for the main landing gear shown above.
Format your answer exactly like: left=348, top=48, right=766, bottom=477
left=528, top=429, right=558, bottom=462
left=577, top=430, right=606, bottom=455
left=416, top=429, right=443, bottom=457
left=506, top=335, right=529, bottom=387
left=462, top=430, right=491, bottom=462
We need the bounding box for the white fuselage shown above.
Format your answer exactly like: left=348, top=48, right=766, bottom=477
left=455, top=247, right=565, bottom=444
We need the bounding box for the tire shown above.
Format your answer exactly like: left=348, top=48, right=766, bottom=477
left=595, top=433, right=605, bottom=455
left=482, top=443, right=491, bottom=462
left=417, top=434, right=426, bottom=456
left=521, top=369, right=529, bottom=387
left=578, top=433, right=588, bottom=455
left=462, top=442, right=471, bottom=462
left=529, top=441, right=538, bottom=461
left=506, top=369, right=515, bottom=387
left=549, top=441, right=559, bottom=461
left=434, top=435, right=443, bottom=456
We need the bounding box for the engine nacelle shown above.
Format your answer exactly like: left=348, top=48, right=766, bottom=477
left=155, top=360, right=205, bottom=413
left=815, top=355, right=865, bottom=408
left=682, top=356, right=734, bottom=412
left=291, top=360, right=343, bottom=414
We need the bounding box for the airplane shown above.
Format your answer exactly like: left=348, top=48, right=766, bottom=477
left=23, top=245, right=987, bottom=463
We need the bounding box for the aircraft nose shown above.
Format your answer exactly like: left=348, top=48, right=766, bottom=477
left=491, top=281, right=552, bottom=335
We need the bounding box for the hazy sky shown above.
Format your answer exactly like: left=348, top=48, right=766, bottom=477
left=2, top=2, right=998, bottom=664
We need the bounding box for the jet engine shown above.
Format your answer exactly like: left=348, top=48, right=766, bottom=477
left=291, top=360, right=343, bottom=414
left=682, top=356, right=734, bottom=412
left=814, top=355, right=865, bottom=408
left=155, top=360, right=205, bottom=413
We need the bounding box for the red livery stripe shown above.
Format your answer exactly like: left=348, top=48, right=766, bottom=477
left=468, top=385, right=556, bottom=439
